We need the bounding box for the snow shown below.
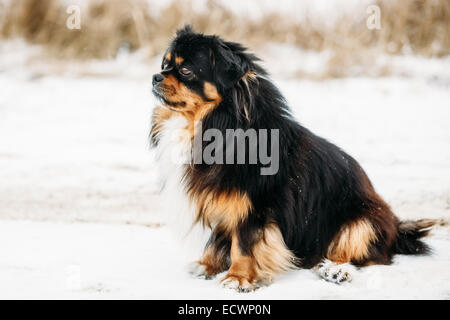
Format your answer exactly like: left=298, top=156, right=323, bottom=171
left=0, top=39, right=449, bottom=299
left=1, top=220, right=449, bottom=299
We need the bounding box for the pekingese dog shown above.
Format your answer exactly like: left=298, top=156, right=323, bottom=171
left=150, top=25, right=435, bottom=292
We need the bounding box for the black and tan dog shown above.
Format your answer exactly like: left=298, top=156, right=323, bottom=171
left=150, top=25, right=435, bottom=292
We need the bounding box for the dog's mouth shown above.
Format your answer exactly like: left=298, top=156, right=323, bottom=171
left=152, top=86, right=186, bottom=109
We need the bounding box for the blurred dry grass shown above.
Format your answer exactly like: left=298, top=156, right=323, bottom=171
left=0, top=0, right=449, bottom=77
left=0, top=0, right=155, bottom=59
left=376, top=0, right=450, bottom=57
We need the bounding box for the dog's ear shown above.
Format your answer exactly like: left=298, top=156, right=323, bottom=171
left=210, top=39, right=248, bottom=89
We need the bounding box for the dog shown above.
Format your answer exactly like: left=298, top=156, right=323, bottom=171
left=150, top=25, right=435, bottom=292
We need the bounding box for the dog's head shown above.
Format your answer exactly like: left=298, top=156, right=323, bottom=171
left=152, top=25, right=261, bottom=120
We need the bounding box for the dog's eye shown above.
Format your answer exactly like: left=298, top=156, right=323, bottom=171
left=179, top=67, right=192, bottom=76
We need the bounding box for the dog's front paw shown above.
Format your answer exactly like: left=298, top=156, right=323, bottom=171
left=314, top=259, right=354, bottom=284
left=220, top=274, right=260, bottom=293
left=187, top=261, right=216, bottom=280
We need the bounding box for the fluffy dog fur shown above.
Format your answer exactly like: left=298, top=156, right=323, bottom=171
left=150, top=25, right=435, bottom=291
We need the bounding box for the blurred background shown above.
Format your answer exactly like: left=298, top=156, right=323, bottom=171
left=0, top=0, right=449, bottom=299
left=1, top=0, right=449, bottom=76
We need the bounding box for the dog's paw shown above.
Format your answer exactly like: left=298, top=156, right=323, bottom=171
left=220, top=274, right=260, bottom=293
left=187, top=261, right=216, bottom=280
left=314, top=259, right=355, bottom=284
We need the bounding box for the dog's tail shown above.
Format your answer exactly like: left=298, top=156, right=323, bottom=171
left=393, top=219, right=436, bottom=255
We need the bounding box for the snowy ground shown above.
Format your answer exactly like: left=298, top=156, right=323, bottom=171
left=1, top=220, right=449, bottom=300
left=0, top=40, right=449, bottom=299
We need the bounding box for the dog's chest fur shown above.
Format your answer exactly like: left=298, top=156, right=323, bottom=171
left=152, top=114, right=210, bottom=244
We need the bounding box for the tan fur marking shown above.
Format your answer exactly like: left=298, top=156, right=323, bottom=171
left=203, top=82, right=221, bottom=101
left=160, top=75, right=222, bottom=137
left=150, top=106, right=174, bottom=138
left=251, top=224, right=298, bottom=281
left=194, top=190, right=252, bottom=231
left=175, top=56, right=184, bottom=65
left=327, top=218, right=378, bottom=264
left=222, top=233, right=257, bottom=285
left=165, top=52, right=172, bottom=62
left=239, top=71, right=258, bottom=121
left=222, top=225, right=297, bottom=285
left=198, top=246, right=228, bottom=275
left=242, top=70, right=258, bottom=82
left=243, top=106, right=250, bottom=122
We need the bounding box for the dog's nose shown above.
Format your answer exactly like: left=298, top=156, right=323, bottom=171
left=152, top=74, right=164, bottom=85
